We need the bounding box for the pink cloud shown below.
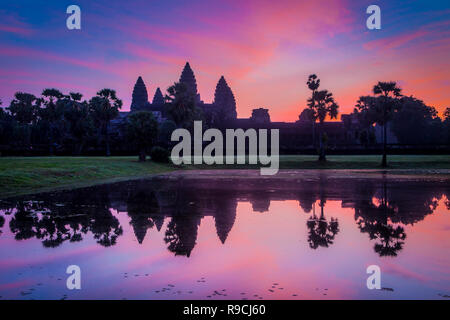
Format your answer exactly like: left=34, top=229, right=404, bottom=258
left=0, top=45, right=110, bottom=74
left=0, top=24, right=33, bottom=36
left=363, top=30, right=429, bottom=51
left=0, top=12, right=33, bottom=36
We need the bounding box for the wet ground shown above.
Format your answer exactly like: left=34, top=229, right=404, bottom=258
left=0, top=169, right=449, bottom=299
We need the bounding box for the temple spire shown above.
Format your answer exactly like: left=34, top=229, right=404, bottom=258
left=179, top=62, right=200, bottom=102
left=130, top=76, right=149, bottom=112
left=152, top=87, right=164, bottom=106
left=213, top=75, right=237, bottom=121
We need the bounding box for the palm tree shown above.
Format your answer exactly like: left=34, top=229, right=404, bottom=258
left=355, top=82, right=402, bottom=167
left=305, top=74, right=320, bottom=146
left=306, top=202, right=340, bottom=249
left=373, top=82, right=402, bottom=167
left=306, top=76, right=339, bottom=161
left=89, top=89, right=122, bottom=156
left=165, top=82, right=202, bottom=130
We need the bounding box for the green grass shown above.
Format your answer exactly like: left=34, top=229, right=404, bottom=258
left=0, top=156, right=174, bottom=198
left=1, top=155, right=449, bottom=198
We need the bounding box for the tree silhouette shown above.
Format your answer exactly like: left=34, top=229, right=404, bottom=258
left=443, top=107, right=450, bottom=146
left=305, top=75, right=320, bottom=146
left=306, top=74, right=339, bottom=161
left=164, top=216, right=200, bottom=257
left=63, top=92, right=94, bottom=155
left=357, top=219, right=406, bottom=257
left=126, top=111, right=158, bottom=161
left=7, top=193, right=123, bottom=248
left=39, top=88, right=65, bottom=155
left=89, top=89, right=122, bottom=156
left=391, top=96, right=441, bottom=145
left=7, top=92, right=40, bottom=125
left=165, top=82, right=202, bottom=130
left=355, top=82, right=402, bottom=167
left=0, top=214, right=5, bottom=237
left=306, top=205, right=340, bottom=249
left=353, top=178, right=407, bottom=257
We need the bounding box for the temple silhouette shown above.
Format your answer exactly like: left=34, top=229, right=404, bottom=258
left=116, top=62, right=398, bottom=150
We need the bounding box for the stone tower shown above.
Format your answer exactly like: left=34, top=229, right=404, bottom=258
left=152, top=87, right=165, bottom=106
left=179, top=62, right=200, bottom=103
left=130, top=76, right=149, bottom=112
left=250, top=108, right=271, bottom=124
left=213, top=76, right=237, bottom=121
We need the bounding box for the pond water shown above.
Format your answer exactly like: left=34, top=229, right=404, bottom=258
left=0, top=170, right=449, bottom=300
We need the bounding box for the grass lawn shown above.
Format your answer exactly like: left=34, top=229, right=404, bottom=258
left=1, top=155, right=449, bottom=198
left=0, top=156, right=174, bottom=198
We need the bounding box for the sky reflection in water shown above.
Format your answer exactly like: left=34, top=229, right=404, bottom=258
left=0, top=170, right=449, bottom=300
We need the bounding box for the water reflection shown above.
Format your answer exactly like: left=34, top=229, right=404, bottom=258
left=0, top=171, right=448, bottom=259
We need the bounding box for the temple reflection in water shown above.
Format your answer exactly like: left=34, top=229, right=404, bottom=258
left=0, top=171, right=448, bottom=258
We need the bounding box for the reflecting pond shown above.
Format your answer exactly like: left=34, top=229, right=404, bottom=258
left=0, top=170, right=449, bottom=299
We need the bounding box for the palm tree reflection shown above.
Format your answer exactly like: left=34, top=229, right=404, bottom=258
left=307, top=202, right=340, bottom=249
left=357, top=219, right=406, bottom=257
left=354, top=178, right=406, bottom=257
left=0, top=213, right=5, bottom=237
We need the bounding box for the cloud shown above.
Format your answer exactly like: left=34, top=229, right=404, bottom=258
left=363, top=30, right=429, bottom=51
left=0, top=12, right=33, bottom=36
left=1, top=1, right=449, bottom=121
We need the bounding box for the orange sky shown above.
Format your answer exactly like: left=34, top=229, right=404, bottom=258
left=0, top=0, right=449, bottom=121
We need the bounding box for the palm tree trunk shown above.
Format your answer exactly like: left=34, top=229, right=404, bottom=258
left=320, top=202, right=325, bottom=219
left=49, top=126, right=54, bottom=156
left=381, top=95, right=388, bottom=167
left=105, top=122, right=110, bottom=157
left=318, top=122, right=326, bottom=161
left=382, top=122, right=387, bottom=167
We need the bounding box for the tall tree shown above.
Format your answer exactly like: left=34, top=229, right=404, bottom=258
left=444, top=107, right=450, bottom=146
left=355, top=82, right=402, bottom=167
left=63, top=92, right=94, bottom=155
left=7, top=92, right=41, bottom=151
left=165, top=82, right=202, bottom=130
left=391, top=96, right=441, bottom=145
left=305, top=74, right=320, bottom=146
left=89, top=89, right=122, bottom=156
left=126, top=111, right=158, bottom=162
left=39, top=88, right=65, bottom=155
left=306, top=75, right=339, bottom=161
left=8, top=92, right=40, bottom=125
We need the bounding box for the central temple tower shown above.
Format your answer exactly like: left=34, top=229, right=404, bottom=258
left=179, top=62, right=201, bottom=103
